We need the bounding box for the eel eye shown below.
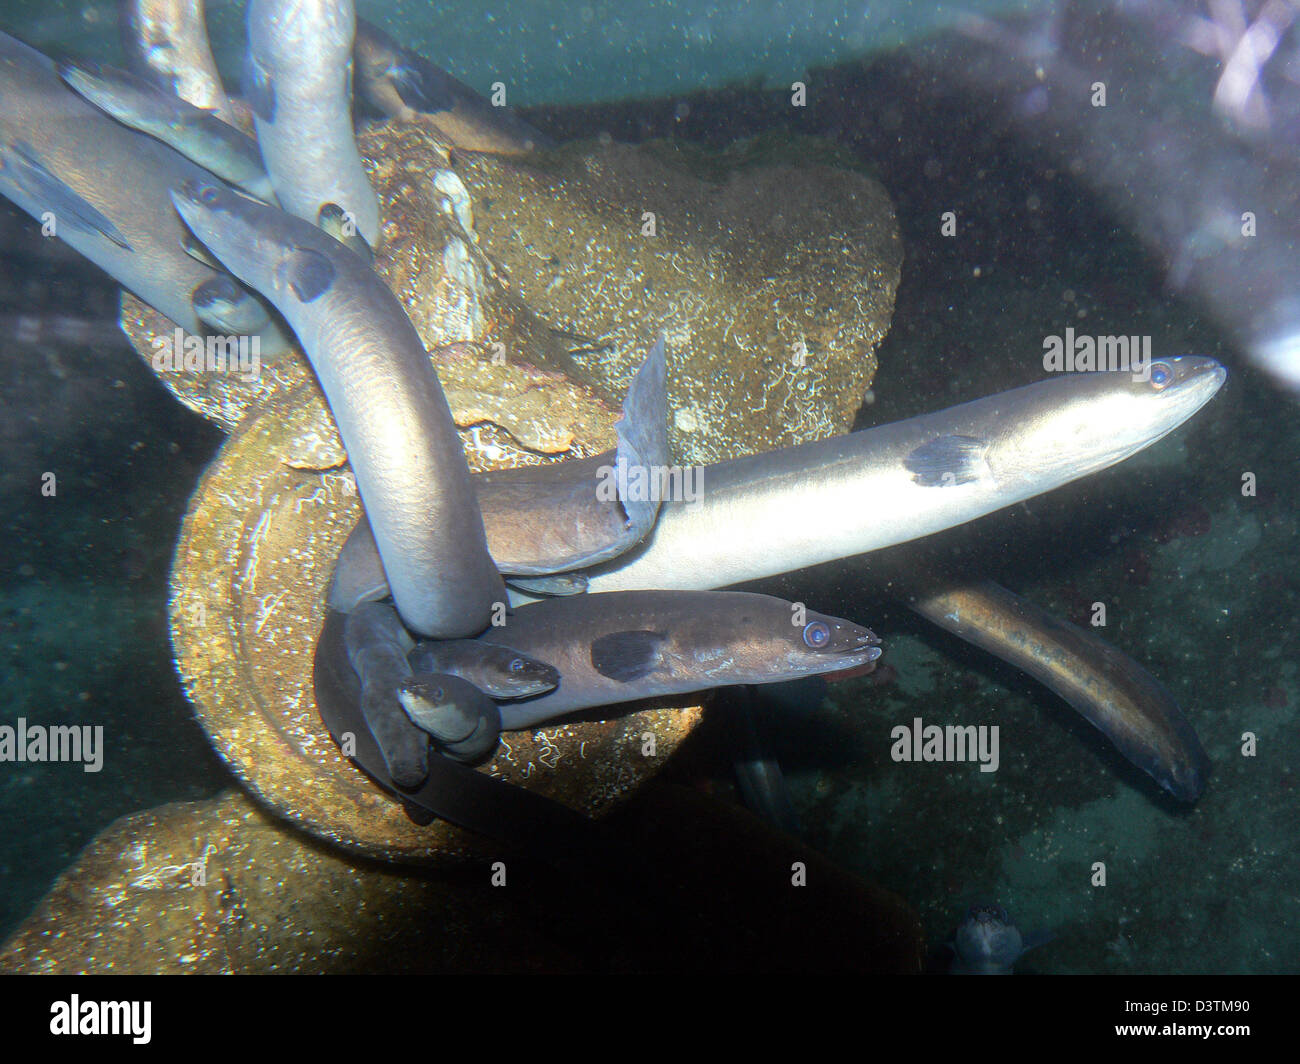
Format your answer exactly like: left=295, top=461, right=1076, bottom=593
left=432, top=687, right=444, bottom=701
left=1149, top=361, right=1172, bottom=389
left=509, top=658, right=525, bottom=672
left=803, top=621, right=831, bottom=649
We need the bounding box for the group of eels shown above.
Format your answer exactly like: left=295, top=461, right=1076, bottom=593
left=0, top=0, right=1225, bottom=842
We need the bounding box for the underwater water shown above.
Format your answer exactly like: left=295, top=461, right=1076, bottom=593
left=3, top=0, right=1041, bottom=104
left=0, top=0, right=1296, bottom=974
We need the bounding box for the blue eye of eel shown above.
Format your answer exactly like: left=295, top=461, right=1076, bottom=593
left=803, top=621, right=831, bottom=648
left=1150, top=362, right=1171, bottom=388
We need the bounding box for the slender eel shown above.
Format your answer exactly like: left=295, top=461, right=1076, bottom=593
left=121, top=0, right=237, bottom=124
left=353, top=17, right=554, bottom=153
left=505, top=573, right=589, bottom=596
left=0, top=31, right=283, bottom=346
left=192, top=274, right=278, bottom=336
left=57, top=58, right=275, bottom=201
left=343, top=603, right=427, bottom=788
left=331, top=359, right=1226, bottom=607
left=170, top=177, right=505, bottom=637
left=902, top=576, right=1210, bottom=801
left=476, top=590, right=881, bottom=729
left=586, top=358, right=1226, bottom=591
left=246, top=0, right=381, bottom=247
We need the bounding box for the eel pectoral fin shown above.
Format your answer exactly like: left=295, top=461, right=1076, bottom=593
left=505, top=573, right=589, bottom=596
left=193, top=275, right=273, bottom=334
left=281, top=246, right=336, bottom=303
left=388, top=61, right=450, bottom=114
left=591, top=630, right=668, bottom=683
left=317, top=203, right=373, bottom=261
left=903, top=433, right=989, bottom=486
left=2, top=141, right=133, bottom=250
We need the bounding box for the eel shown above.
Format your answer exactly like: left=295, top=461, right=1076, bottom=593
left=353, top=17, right=554, bottom=153
left=57, top=57, right=275, bottom=201
left=322, top=360, right=1224, bottom=797
left=245, top=0, right=381, bottom=247
left=0, top=31, right=284, bottom=347
left=343, top=602, right=426, bottom=789
left=902, top=575, right=1211, bottom=801
left=586, top=357, right=1226, bottom=591
left=191, top=274, right=279, bottom=336
left=505, top=573, right=589, bottom=596
left=315, top=607, right=648, bottom=879
left=326, top=589, right=878, bottom=790
left=170, top=176, right=505, bottom=638
left=333, top=359, right=1225, bottom=600
left=475, top=590, right=882, bottom=730
left=397, top=674, right=502, bottom=764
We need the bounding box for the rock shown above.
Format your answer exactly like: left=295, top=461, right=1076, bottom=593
left=456, top=137, right=901, bottom=462
left=1, top=786, right=923, bottom=973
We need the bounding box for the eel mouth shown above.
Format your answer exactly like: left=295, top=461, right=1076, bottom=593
left=820, top=625, right=884, bottom=680
left=822, top=646, right=884, bottom=682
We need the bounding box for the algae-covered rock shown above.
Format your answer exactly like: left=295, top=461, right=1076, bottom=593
left=457, top=136, right=900, bottom=462
left=0, top=791, right=577, bottom=974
